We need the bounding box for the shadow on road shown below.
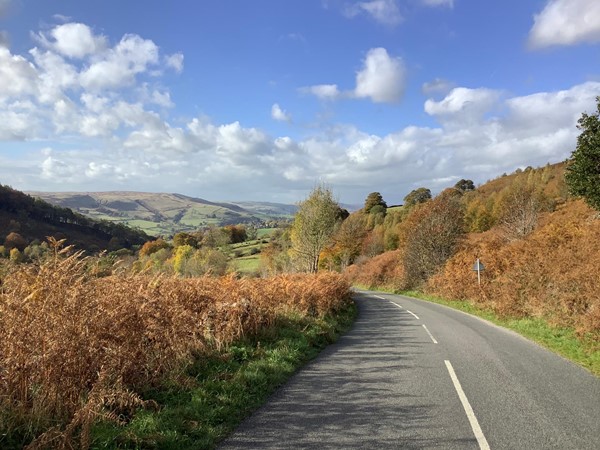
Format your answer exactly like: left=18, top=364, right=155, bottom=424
left=219, top=293, right=478, bottom=449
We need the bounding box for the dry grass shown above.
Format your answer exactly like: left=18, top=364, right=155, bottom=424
left=427, top=199, right=600, bottom=340
left=0, top=244, right=351, bottom=449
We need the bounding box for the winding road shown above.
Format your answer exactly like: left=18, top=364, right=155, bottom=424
left=220, top=291, right=600, bottom=449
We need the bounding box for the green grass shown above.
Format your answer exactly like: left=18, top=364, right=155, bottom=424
left=90, top=303, right=357, bottom=449
left=361, top=286, right=599, bottom=377
left=231, top=256, right=261, bottom=274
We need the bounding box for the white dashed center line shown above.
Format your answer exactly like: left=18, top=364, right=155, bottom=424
left=445, top=360, right=490, bottom=450
left=406, top=309, right=420, bottom=320
left=422, top=324, right=438, bottom=344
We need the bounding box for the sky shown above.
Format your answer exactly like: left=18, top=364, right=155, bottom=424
left=0, top=0, right=599, bottom=205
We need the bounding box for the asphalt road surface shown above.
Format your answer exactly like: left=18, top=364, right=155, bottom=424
left=219, top=291, right=600, bottom=449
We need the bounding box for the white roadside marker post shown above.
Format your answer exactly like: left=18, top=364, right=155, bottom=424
left=472, top=258, right=485, bottom=286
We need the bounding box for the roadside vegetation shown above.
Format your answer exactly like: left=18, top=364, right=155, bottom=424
left=0, top=241, right=353, bottom=449
left=339, top=99, right=600, bottom=375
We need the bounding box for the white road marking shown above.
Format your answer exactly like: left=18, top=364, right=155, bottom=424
left=445, top=360, right=491, bottom=450
left=389, top=301, right=403, bottom=309
left=406, top=310, right=420, bottom=320
left=422, top=324, right=438, bottom=344
left=374, top=295, right=386, bottom=300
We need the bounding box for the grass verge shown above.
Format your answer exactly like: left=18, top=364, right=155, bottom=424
left=355, top=285, right=599, bottom=377
left=90, top=302, right=357, bottom=449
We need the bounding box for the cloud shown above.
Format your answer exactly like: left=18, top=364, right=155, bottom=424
left=345, top=0, right=403, bottom=26
left=422, top=78, right=455, bottom=96
left=421, top=0, right=454, bottom=7
left=165, top=52, right=184, bottom=73
left=301, top=48, right=405, bottom=104
left=80, top=34, right=159, bottom=90
left=0, top=47, right=39, bottom=100
left=299, top=84, right=341, bottom=100
left=271, top=103, right=291, bottom=122
left=529, top=0, right=600, bottom=48
left=354, top=47, right=406, bottom=103
left=36, top=23, right=107, bottom=59
left=424, top=87, right=501, bottom=125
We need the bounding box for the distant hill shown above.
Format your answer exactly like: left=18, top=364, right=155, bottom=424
left=0, top=184, right=150, bottom=252
left=28, top=191, right=295, bottom=237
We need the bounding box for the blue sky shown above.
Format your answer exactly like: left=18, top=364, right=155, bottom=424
left=0, top=0, right=599, bottom=204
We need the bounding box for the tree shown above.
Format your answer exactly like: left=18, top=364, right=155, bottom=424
left=290, top=185, right=341, bottom=273
left=364, top=192, right=387, bottom=214
left=565, top=97, right=600, bottom=210
left=330, top=212, right=367, bottom=269
left=173, top=232, right=199, bottom=248
left=497, top=181, right=543, bottom=241
left=400, top=189, right=465, bottom=287
left=403, top=188, right=432, bottom=207
left=139, top=239, right=171, bottom=257
left=454, top=179, right=475, bottom=192
left=4, top=232, right=27, bottom=251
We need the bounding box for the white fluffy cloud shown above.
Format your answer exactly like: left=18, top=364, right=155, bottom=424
left=354, top=47, right=406, bottom=103
left=299, top=84, right=341, bottom=100
left=345, top=0, right=403, bottom=26
left=302, top=47, right=405, bottom=104
left=424, top=87, right=501, bottom=126
left=0, top=47, right=38, bottom=100
left=271, top=103, right=291, bottom=122
left=36, top=23, right=107, bottom=59
left=529, top=0, right=600, bottom=48
left=1, top=21, right=598, bottom=203
left=80, top=34, right=159, bottom=90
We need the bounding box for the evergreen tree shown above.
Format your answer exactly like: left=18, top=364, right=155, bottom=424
left=565, top=97, right=600, bottom=211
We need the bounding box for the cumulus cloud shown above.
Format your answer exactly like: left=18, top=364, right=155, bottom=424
left=345, top=0, right=403, bottom=26
left=302, top=48, right=405, bottom=104
left=529, top=0, right=600, bottom=48
left=36, top=22, right=107, bottom=59
left=0, top=47, right=39, bottom=100
left=80, top=34, right=159, bottom=90
left=424, top=87, right=501, bottom=125
left=299, top=84, right=341, bottom=100
left=271, top=103, right=291, bottom=122
left=422, top=78, right=455, bottom=96
left=354, top=48, right=406, bottom=103
left=165, top=52, right=184, bottom=73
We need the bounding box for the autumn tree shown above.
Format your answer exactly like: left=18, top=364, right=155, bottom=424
left=364, top=192, right=387, bottom=214
left=496, top=181, right=544, bottom=241
left=4, top=232, right=27, bottom=251
left=454, top=179, right=475, bottom=192
left=139, top=239, right=171, bottom=257
left=331, top=212, right=367, bottom=269
left=403, top=187, right=432, bottom=207
left=401, top=189, right=465, bottom=287
left=565, top=96, right=600, bottom=210
left=173, top=232, right=199, bottom=248
left=290, top=185, right=341, bottom=273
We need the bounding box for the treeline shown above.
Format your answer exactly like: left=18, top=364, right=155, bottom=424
left=0, top=184, right=149, bottom=252
left=260, top=159, right=599, bottom=340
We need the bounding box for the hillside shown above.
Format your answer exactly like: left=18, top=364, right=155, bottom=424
left=342, top=162, right=600, bottom=344
left=28, top=192, right=295, bottom=237
left=0, top=184, right=149, bottom=252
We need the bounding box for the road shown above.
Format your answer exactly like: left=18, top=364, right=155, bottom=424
left=219, top=291, right=600, bottom=449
